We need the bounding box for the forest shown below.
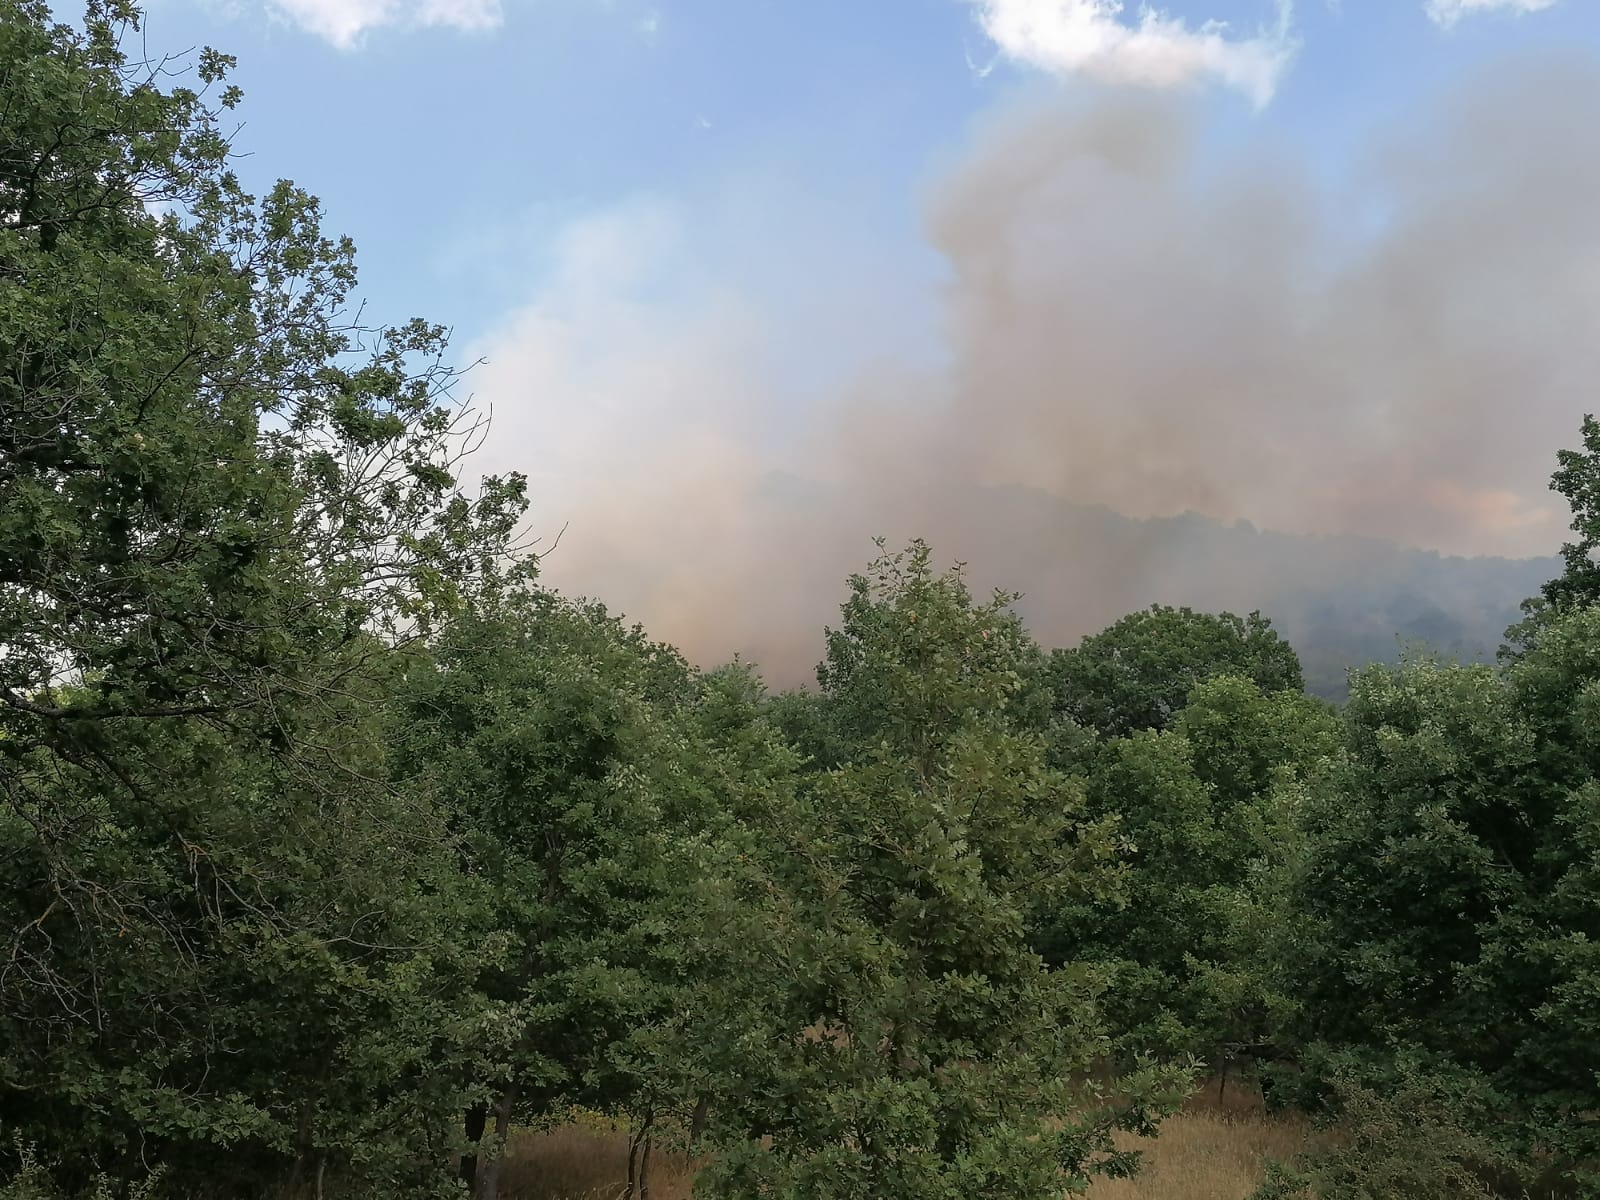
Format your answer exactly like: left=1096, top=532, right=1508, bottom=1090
left=2, top=4, right=1599, bottom=1198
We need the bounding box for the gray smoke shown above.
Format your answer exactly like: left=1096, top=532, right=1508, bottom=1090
left=472, top=53, right=1599, bottom=684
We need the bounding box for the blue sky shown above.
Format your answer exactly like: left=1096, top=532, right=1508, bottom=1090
left=127, top=0, right=1600, bottom=669
left=140, top=0, right=1595, bottom=350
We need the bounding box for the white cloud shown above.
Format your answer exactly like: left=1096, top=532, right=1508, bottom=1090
left=266, top=0, right=501, bottom=48
left=1425, top=0, right=1560, bottom=27
left=970, top=0, right=1298, bottom=108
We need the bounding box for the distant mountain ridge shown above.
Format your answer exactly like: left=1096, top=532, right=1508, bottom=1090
left=946, top=486, right=1558, bottom=702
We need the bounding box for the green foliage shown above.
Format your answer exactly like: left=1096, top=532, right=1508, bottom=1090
left=1511, top=413, right=1600, bottom=653
left=8, top=6, right=1600, bottom=1199
left=1037, top=677, right=1337, bottom=1066
left=396, top=601, right=723, bottom=1139
left=1272, top=611, right=1600, bottom=1190
left=1530, top=414, right=1600, bottom=619
left=1248, top=1070, right=1513, bottom=1200
left=1176, top=676, right=1341, bottom=805
left=1049, top=606, right=1304, bottom=738
left=697, top=541, right=1190, bottom=1200
left=0, top=1, right=525, bottom=729
left=0, top=1141, right=165, bottom=1200
left=764, top=686, right=852, bottom=772
left=815, top=540, right=1052, bottom=752
left=393, top=593, right=781, bottom=1196
left=0, top=2, right=522, bottom=1191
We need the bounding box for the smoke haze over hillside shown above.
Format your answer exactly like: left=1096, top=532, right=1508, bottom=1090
left=469, top=54, right=1599, bottom=684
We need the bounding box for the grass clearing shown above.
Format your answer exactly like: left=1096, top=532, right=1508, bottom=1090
left=499, top=1124, right=698, bottom=1200
left=498, top=1081, right=1309, bottom=1200
left=1086, top=1109, right=1308, bottom=1200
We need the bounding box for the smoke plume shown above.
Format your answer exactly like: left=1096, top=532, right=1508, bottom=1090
left=469, top=54, right=1600, bottom=684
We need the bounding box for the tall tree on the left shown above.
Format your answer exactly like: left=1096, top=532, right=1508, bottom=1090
left=0, top=2, right=529, bottom=1192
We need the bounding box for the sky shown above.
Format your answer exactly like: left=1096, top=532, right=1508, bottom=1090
left=131, top=0, right=1600, bottom=674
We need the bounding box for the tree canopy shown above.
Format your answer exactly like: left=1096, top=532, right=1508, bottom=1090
left=1047, top=605, right=1304, bottom=739
left=4, top=6, right=1600, bottom=1199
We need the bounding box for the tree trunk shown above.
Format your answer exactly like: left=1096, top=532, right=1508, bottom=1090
left=459, top=1101, right=488, bottom=1193
left=690, top=1094, right=710, bottom=1143
left=474, top=1083, right=518, bottom=1200
left=288, top=1102, right=312, bottom=1194
left=624, top=1108, right=654, bottom=1200
left=292, top=1057, right=329, bottom=1194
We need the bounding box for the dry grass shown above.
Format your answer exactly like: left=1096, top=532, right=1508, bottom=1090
left=499, top=1123, right=698, bottom=1200
left=500, top=1082, right=1309, bottom=1200
left=1084, top=1079, right=1307, bottom=1200
left=1085, top=1111, right=1307, bottom=1200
